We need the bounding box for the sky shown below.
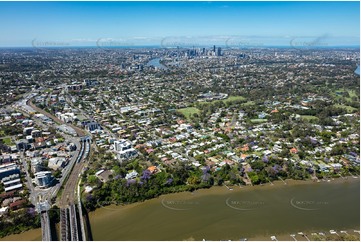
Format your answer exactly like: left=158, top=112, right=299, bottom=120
left=0, top=1, right=359, bottom=47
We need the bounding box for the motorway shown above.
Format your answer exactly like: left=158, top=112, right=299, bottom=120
left=11, top=93, right=89, bottom=209
left=13, top=91, right=93, bottom=240
left=6, top=89, right=92, bottom=240
left=27, top=98, right=88, bottom=207
left=12, top=99, right=83, bottom=208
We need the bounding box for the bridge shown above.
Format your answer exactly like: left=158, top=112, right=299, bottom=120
left=39, top=136, right=91, bottom=241
left=60, top=203, right=87, bottom=241
left=40, top=211, right=52, bottom=241
left=18, top=94, right=91, bottom=241
left=39, top=200, right=87, bottom=241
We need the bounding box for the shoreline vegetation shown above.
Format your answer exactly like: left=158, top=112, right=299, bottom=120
left=88, top=177, right=359, bottom=241
left=81, top=144, right=360, bottom=212
left=88, top=175, right=359, bottom=210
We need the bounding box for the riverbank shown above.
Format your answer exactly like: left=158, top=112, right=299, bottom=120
left=0, top=228, right=41, bottom=241
left=89, top=177, right=359, bottom=241
left=249, top=228, right=360, bottom=241
left=1, top=177, right=359, bottom=241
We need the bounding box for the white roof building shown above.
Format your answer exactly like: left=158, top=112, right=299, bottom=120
left=48, top=157, right=66, bottom=170
left=125, top=170, right=138, bottom=180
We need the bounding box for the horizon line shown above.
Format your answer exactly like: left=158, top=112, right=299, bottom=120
left=0, top=45, right=359, bottom=49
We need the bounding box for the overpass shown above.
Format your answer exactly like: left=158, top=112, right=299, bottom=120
left=40, top=211, right=52, bottom=241
left=39, top=200, right=87, bottom=241
left=60, top=203, right=87, bottom=241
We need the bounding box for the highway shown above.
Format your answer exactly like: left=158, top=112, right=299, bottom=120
left=19, top=152, right=36, bottom=204
left=12, top=92, right=90, bottom=240
left=13, top=93, right=89, bottom=205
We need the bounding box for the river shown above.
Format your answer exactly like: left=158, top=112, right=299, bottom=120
left=0, top=228, right=42, bottom=241
left=89, top=178, right=360, bottom=241
left=355, top=65, right=360, bottom=76
left=1, top=178, right=359, bottom=241
left=146, top=58, right=168, bottom=69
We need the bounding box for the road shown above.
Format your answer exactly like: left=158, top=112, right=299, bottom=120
left=19, top=153, right=37, bottom=204
left=27, top=98, right=86, bottom=137
left=11, top=93, right=90, bottom=207
left=42, top=136, right=81, bottom=204
left=7, top=90, right=91, bottom=240
left=11, top=99, right=84, bottom=207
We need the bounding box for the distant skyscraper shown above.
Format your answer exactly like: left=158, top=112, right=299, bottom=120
left=217, top=47, right=222, bottom=56
left=213, top=45, right=216, bottom=53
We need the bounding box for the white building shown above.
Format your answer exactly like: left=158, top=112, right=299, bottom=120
left=125, top=170, right=138, bottom=180
left=48, top=157, right=66, bottom=170
left=56, top=112, right=77, bottom=123
left=0, top=207, right=9, bottom=216
left=114, top=140, right=132, bottom=152
left=114, top=139, right=138, bottom=162
left=31, top=157, right=43, bottom=173
left=116, top=148, right=138, bottom=161
left=3, top=178, right=22, bottom=192
left=35, top=171, right=54, bottom=188
left=0, top=163, right=20, bottom=180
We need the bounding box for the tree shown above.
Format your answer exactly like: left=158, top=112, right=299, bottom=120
left=187, top=175, right=201, bottom=185
left=248, top=172, right=260, bottom=185
left=250, top=161, right=264, bottom=171
left=87, top=175, right=99, bottom=185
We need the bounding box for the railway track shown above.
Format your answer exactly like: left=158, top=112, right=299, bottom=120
left=27, top=99, right=86, bottom=137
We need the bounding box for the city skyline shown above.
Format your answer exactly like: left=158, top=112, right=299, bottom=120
left=0, top=1, right=359, bottom=47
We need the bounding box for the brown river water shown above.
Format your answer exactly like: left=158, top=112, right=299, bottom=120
left=1, top=178, right=359, bottom=241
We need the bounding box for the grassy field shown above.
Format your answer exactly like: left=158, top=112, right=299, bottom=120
left=198, top=95, right=246, bottom=105
left=301, top=115, right=319, bottom=121
left=241, top=101, right=256, bottom=106
left=333, top=88, right=359, bottom=102
left=177, top=107, right=200, bottom=120
left=348, top=89, right=358, bottom=98
left=334, top=104, right=358, bottom=113
left=1, top=137, right=12, bottom=145
left=250, top=119, right=268, bottom=123
left=224, top=96, right=246, bottom=102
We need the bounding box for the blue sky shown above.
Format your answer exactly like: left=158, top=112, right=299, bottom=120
left=0, top=1, right=359, bottom=47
